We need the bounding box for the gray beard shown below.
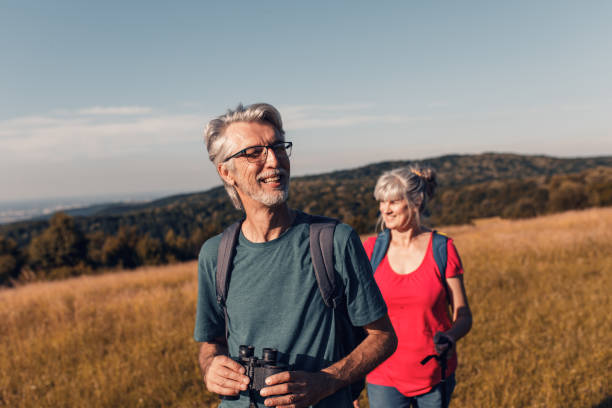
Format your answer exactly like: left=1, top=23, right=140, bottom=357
left=252, top=184, right=290, bottom=207
left=238, top=179, right=290, bottom=208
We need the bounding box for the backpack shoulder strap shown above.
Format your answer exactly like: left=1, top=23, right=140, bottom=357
left=309, top=216, right=366, bottom=400
left=216, top=220, right=242, bottom=307
left=432, top=231, right=451, bottom=307
left=370, top=229, right=391, bottom=273
left=308, top=215, right=341, bottom=308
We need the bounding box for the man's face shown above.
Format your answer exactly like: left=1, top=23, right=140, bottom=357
left=220, top=121, right=290, bottom=209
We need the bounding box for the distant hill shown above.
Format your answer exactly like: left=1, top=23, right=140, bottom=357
left=304, top=153, right=612, bottom=184
left=2, top=153, right=612, bottom=246
left=1, top=152, right=611, bottom=286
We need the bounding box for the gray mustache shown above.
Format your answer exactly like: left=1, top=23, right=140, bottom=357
left=257, top=169, right=289, bottom=181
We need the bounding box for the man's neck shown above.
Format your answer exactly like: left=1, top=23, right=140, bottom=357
left=241, top=203, right=295, bottom=243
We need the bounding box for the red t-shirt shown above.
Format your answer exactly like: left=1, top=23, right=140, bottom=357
left=363, top=232, right=464, bottom=396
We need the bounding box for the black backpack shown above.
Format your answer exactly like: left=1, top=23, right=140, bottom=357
left=215, top=215, right=366, bottom=400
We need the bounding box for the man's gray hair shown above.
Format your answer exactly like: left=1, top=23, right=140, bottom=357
left=204, top=103, right=285, bottom=210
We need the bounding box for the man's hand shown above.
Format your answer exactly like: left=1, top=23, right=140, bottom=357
left=203, top=355, right=250, bottom=396
left=259, top=370, right=336, bottom=408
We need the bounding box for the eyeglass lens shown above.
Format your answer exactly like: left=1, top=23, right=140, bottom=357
left=244, top=143, right=291, bottom=162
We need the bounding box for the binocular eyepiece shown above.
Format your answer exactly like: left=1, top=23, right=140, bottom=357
left=239, top=345, right=279, bottom=365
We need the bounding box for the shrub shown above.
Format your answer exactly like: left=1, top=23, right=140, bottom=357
left=548, top=181, right=588, bottom=212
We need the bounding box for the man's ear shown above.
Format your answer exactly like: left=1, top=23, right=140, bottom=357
left=218, top=163, right=235, bottom=186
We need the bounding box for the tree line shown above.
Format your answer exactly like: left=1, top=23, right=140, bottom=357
left=1, top=165, right=611, bottom=286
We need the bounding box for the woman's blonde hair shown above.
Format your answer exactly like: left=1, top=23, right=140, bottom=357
left=374, top=165, right=437, bottom=231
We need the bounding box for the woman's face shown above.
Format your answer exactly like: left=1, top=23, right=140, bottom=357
left=379, top=198, right=416, bottom=231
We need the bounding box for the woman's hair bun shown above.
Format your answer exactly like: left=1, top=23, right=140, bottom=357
left=410, top=166, right=437, bottom=200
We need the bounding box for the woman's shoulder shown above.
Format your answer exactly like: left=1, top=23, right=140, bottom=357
left=361, top=234, right=378, bottom=257
left=432, top=230, right=455, bottom=245
left=432, top=232, right=464, bottom=277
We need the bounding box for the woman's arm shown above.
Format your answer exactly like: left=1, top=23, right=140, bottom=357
left=436, top=275, right=472, bottom=354
left=447, top=275, right=472, bottom=340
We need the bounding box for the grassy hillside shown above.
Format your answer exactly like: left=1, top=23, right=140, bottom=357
left=1, top=207, right=611, bottom=407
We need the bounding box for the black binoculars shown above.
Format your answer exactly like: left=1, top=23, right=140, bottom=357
left=221, top=345, right=289, bottom=401
left=236, top=345, right=288, bottom=391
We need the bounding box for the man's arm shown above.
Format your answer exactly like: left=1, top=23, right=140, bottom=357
left=259, top=315, right=397, bottom=408
left=198, top=337, right=250, bottom=396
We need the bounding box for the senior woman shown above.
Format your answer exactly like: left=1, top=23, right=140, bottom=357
left=363, top=166, right=472, bottom=408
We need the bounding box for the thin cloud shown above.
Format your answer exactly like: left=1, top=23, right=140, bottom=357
left=0, top=107, right=205, bottom=162
left=281, top=103, right=431, bottom=130
left=286, top=114, right=419, bottom=130
left=281, top=103, right=374, bottom=115
left=0, top=103, right=434, bottom=164
left=77, top=106, right=154, bottom=116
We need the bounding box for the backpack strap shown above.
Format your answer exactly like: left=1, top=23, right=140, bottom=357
left=370, top=229, right=391, bottom=273
left=432, top=231, right=452, bottom=308
left=308, top=215, right=342, bottom=308
left=215, top=215, right=343, bottom=341
left=216, top=220, right=242, bottom=342
left=309, top=215, right=366, bottom=401
left=216, top=220, right=242, bottom=307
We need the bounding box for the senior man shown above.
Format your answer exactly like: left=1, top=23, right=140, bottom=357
left=194, top=103, right=396, bottom=407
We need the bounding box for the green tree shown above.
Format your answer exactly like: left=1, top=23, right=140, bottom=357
left=0, top=236, right=21, bottom=285
left=27, top=213, right=87, bottom=273
left=164, top=230, right=190, bottom=262
left=548, top=181, right=588, bottom=213
left=86, top=230, right=106, bottom=268
left=101, top=226, right=139, bottom=268
left=502, top=198, right=539, bottom=219
left=136, top=234, right=164, bottom=265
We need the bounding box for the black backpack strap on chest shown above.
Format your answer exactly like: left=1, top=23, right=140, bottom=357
left=370, top=229, right=391, bottom=273
left=216, top=220, right=242, bottom=307
left=309, top=215, right=366, bottom=401
left=432, top=231, right=452, bottom=309
left=308, top=215, right=341, bottom=308
left=216, top=220, right=242, bottom=341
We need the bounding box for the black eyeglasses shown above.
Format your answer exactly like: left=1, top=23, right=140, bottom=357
left=223, top=141, right=293, bottom=163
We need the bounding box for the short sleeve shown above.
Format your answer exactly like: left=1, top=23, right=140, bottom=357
left=446, top=238, right=464, bottom=279
left=337, top=227, right=388, bottom=327
left=193, top=235, right=226, bottom=342
left=362, top=235, right=377, bottom=260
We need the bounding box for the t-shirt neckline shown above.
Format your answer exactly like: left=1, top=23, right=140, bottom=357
left=238, top=210, right=306, bottom=248
left=385, top=231, right=433, bottom=277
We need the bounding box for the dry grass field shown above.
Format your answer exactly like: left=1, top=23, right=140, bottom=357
left=1, top=207, right=611, bottom=407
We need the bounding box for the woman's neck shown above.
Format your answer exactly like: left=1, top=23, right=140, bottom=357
left=390, top=223, right=428, bottom=247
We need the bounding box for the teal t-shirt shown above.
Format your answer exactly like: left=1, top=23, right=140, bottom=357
left=194, top=211, right=387, bottom=407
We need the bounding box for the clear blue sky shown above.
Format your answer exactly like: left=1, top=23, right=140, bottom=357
left=1, top=1, right=611, bottom=202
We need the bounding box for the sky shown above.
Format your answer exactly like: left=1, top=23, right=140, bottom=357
left=1, top=1, right=611, bottom=203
